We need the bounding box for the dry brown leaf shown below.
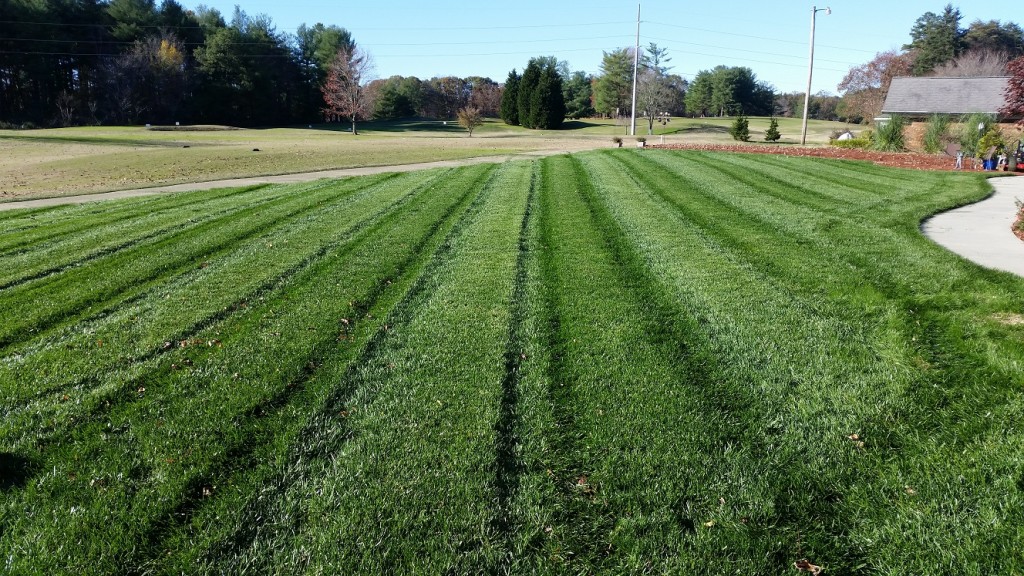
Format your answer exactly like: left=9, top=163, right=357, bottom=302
left=794, top=558, right=822, bottom=575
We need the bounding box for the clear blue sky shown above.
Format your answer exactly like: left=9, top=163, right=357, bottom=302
left=187, top=1, right=1008, bottom=94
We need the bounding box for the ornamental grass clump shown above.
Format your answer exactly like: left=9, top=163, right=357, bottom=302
left=923, top=114, right=951, bottom=154
left=873, top=114, right=908, bottom=152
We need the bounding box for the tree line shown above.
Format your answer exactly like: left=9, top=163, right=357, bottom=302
left=0, top=0, right=504, bottom=128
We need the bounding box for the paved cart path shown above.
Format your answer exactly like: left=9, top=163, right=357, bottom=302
left=922, top=176, right=1024, bottom=277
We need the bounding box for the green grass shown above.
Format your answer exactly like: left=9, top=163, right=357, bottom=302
left=0, top=118, right=853, bottom=200
left=2, top=150, right=1023, bottom=574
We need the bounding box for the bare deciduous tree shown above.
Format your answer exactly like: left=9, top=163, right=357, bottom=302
left=322, top=46, right=374, bottom=134
left=930, top=49, right=1010, bottom=77
left=636, top=69, right=675, bottom=135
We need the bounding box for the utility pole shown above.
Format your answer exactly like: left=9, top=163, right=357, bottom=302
left=801, top=5, right=830, bottom=145
left=630, top=2, right=640, bottom=137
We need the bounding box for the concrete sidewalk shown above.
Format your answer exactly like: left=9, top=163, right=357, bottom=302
left=921, top=176, right=1024, bottom=277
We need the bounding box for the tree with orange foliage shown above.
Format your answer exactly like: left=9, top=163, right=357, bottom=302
left=836, top=50, right=915, bottom=123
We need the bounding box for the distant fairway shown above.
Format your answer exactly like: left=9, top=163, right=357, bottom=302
left=2, top=149, right=1022, bottom=573
left=0, top=117, right=852, bottom=200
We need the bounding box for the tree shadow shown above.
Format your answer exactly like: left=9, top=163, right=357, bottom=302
left=680, top=124, right=730, bottom=134
left=0, top=452, right=37, bottom=491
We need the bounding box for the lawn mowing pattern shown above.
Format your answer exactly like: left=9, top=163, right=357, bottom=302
left=2, top=150, right=1024, bottom=574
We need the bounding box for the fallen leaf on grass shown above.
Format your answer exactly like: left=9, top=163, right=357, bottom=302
left=794, top=559, right=822, bottom=575
left=703, top=520, right=715, bottom=528
left=905, top=486, right=916, bottom=495
left=575, top=475, right=596, bottom=496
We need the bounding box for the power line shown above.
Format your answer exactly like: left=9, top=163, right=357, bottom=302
left=646, top=21, right=879, bottom=54
left=644, top=35, right=859, bottom=68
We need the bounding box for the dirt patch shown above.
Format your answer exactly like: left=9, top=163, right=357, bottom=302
left=991, top=312, right=1024, bottom=326
left=650, top=143, right=1001, bottom=172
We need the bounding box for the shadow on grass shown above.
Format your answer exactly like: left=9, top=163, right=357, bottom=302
left=309, top=118, right=465, bottom=134
left=0, top=133, right=193, bottom=147
left=679, top=124, right=731, bottom=134
left=0, top=452, right=37, bottom=491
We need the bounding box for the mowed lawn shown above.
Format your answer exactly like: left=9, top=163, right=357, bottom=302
left=0, top=117, right=850, bottom=200
left=1, top=150, right=1022, bottom=574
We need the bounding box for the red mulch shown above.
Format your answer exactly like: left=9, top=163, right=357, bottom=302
left=650, top=143, right=996, bottom=172
left=1014, top=208, right=1024, bottom=243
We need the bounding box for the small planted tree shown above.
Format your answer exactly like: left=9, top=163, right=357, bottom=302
left=457, top=106, right=483, bottom=137
left=764, top=117, right=781, bottom=142
left=730, top=114, right=750, bottom=142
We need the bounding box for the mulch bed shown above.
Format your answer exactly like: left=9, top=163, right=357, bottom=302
left=1014, top=207, right=1024, bottom=243
left=650, top=143, right=983, bottom=172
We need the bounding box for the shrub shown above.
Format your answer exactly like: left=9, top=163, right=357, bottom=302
left=976, top=126, right=1005, bottom=159
left=830, top=138, right=872, bottom=149
left=958, top=113, right=997, bottom=157
left=764, top=117, right=781, bottom=142
left=923, top=114, right=951, bottom=154
left=873, top=115, right=907, bottom=152
left=729, top=115, right=750, bottom=142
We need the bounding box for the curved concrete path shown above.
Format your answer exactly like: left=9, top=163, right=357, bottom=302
left=922, top=176, right=1024, bottom=277
left=0, top=148, right=587, bottom=212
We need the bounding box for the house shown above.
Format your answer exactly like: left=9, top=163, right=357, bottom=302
left=881, top=76, right=1013, bottom=120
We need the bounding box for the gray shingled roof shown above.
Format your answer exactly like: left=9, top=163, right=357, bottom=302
left=881, top=76, right=1010, bottom=116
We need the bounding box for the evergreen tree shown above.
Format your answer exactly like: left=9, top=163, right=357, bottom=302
left=500, top=69, right=520, bottom=125
left=685, top=71, right=713, bottom=117
left=563, top=71, right=594, bottom=119
left=729, top=114, right=750, bottom=142
left=594, top=48, right=633, bottom=117
left=764, top=117, right=781, bottom=142
left=517, top=60, right=541, bottom=128
left=530, top=66, right=565, bottom=129
left=905, top=4, right=965, bottom=75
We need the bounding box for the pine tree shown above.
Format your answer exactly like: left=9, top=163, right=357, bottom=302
left=764, top=116, right=781, bottom=142
left=729, top=114, right=750, bottom=142
left=517, top=60, right=541, bottom=128
left=530, top=66, right=565, bottom=129
left=499, top=69, right=520, bottom=126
